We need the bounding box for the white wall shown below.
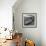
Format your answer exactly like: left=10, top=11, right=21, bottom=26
left=41, top=0, right=46, bottom=46
left=13, top=0, right=46, bottom=46
left=13, top=0, right=41, bottom=46
left=0, top=0, right=16, bottom=30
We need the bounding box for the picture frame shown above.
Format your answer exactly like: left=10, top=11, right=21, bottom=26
left=22, top=13, right=37, bottom=28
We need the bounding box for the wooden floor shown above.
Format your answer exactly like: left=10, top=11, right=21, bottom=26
left=0, top=39, right=16, bottom=46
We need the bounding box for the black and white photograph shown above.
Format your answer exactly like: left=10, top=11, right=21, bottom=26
left=22, top=13, right=37, bottom=28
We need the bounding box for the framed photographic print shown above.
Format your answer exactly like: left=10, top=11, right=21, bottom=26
left=22, top=13, right=37, bottom=28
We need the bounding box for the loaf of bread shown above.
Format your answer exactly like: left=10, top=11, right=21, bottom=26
left=25, top=40, right=35, bottom=46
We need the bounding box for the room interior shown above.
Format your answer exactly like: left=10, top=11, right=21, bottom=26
left=0, top=0, right=46, bottom=46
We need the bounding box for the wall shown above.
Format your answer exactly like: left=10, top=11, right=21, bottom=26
left=41, top=0, right=46, bottom=46
left=0, top=0, right=16, bottom=30
left=13, top=0, right=41, bottom=46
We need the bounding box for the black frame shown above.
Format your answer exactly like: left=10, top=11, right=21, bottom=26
left=22, top=13, right=37, bottom=28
